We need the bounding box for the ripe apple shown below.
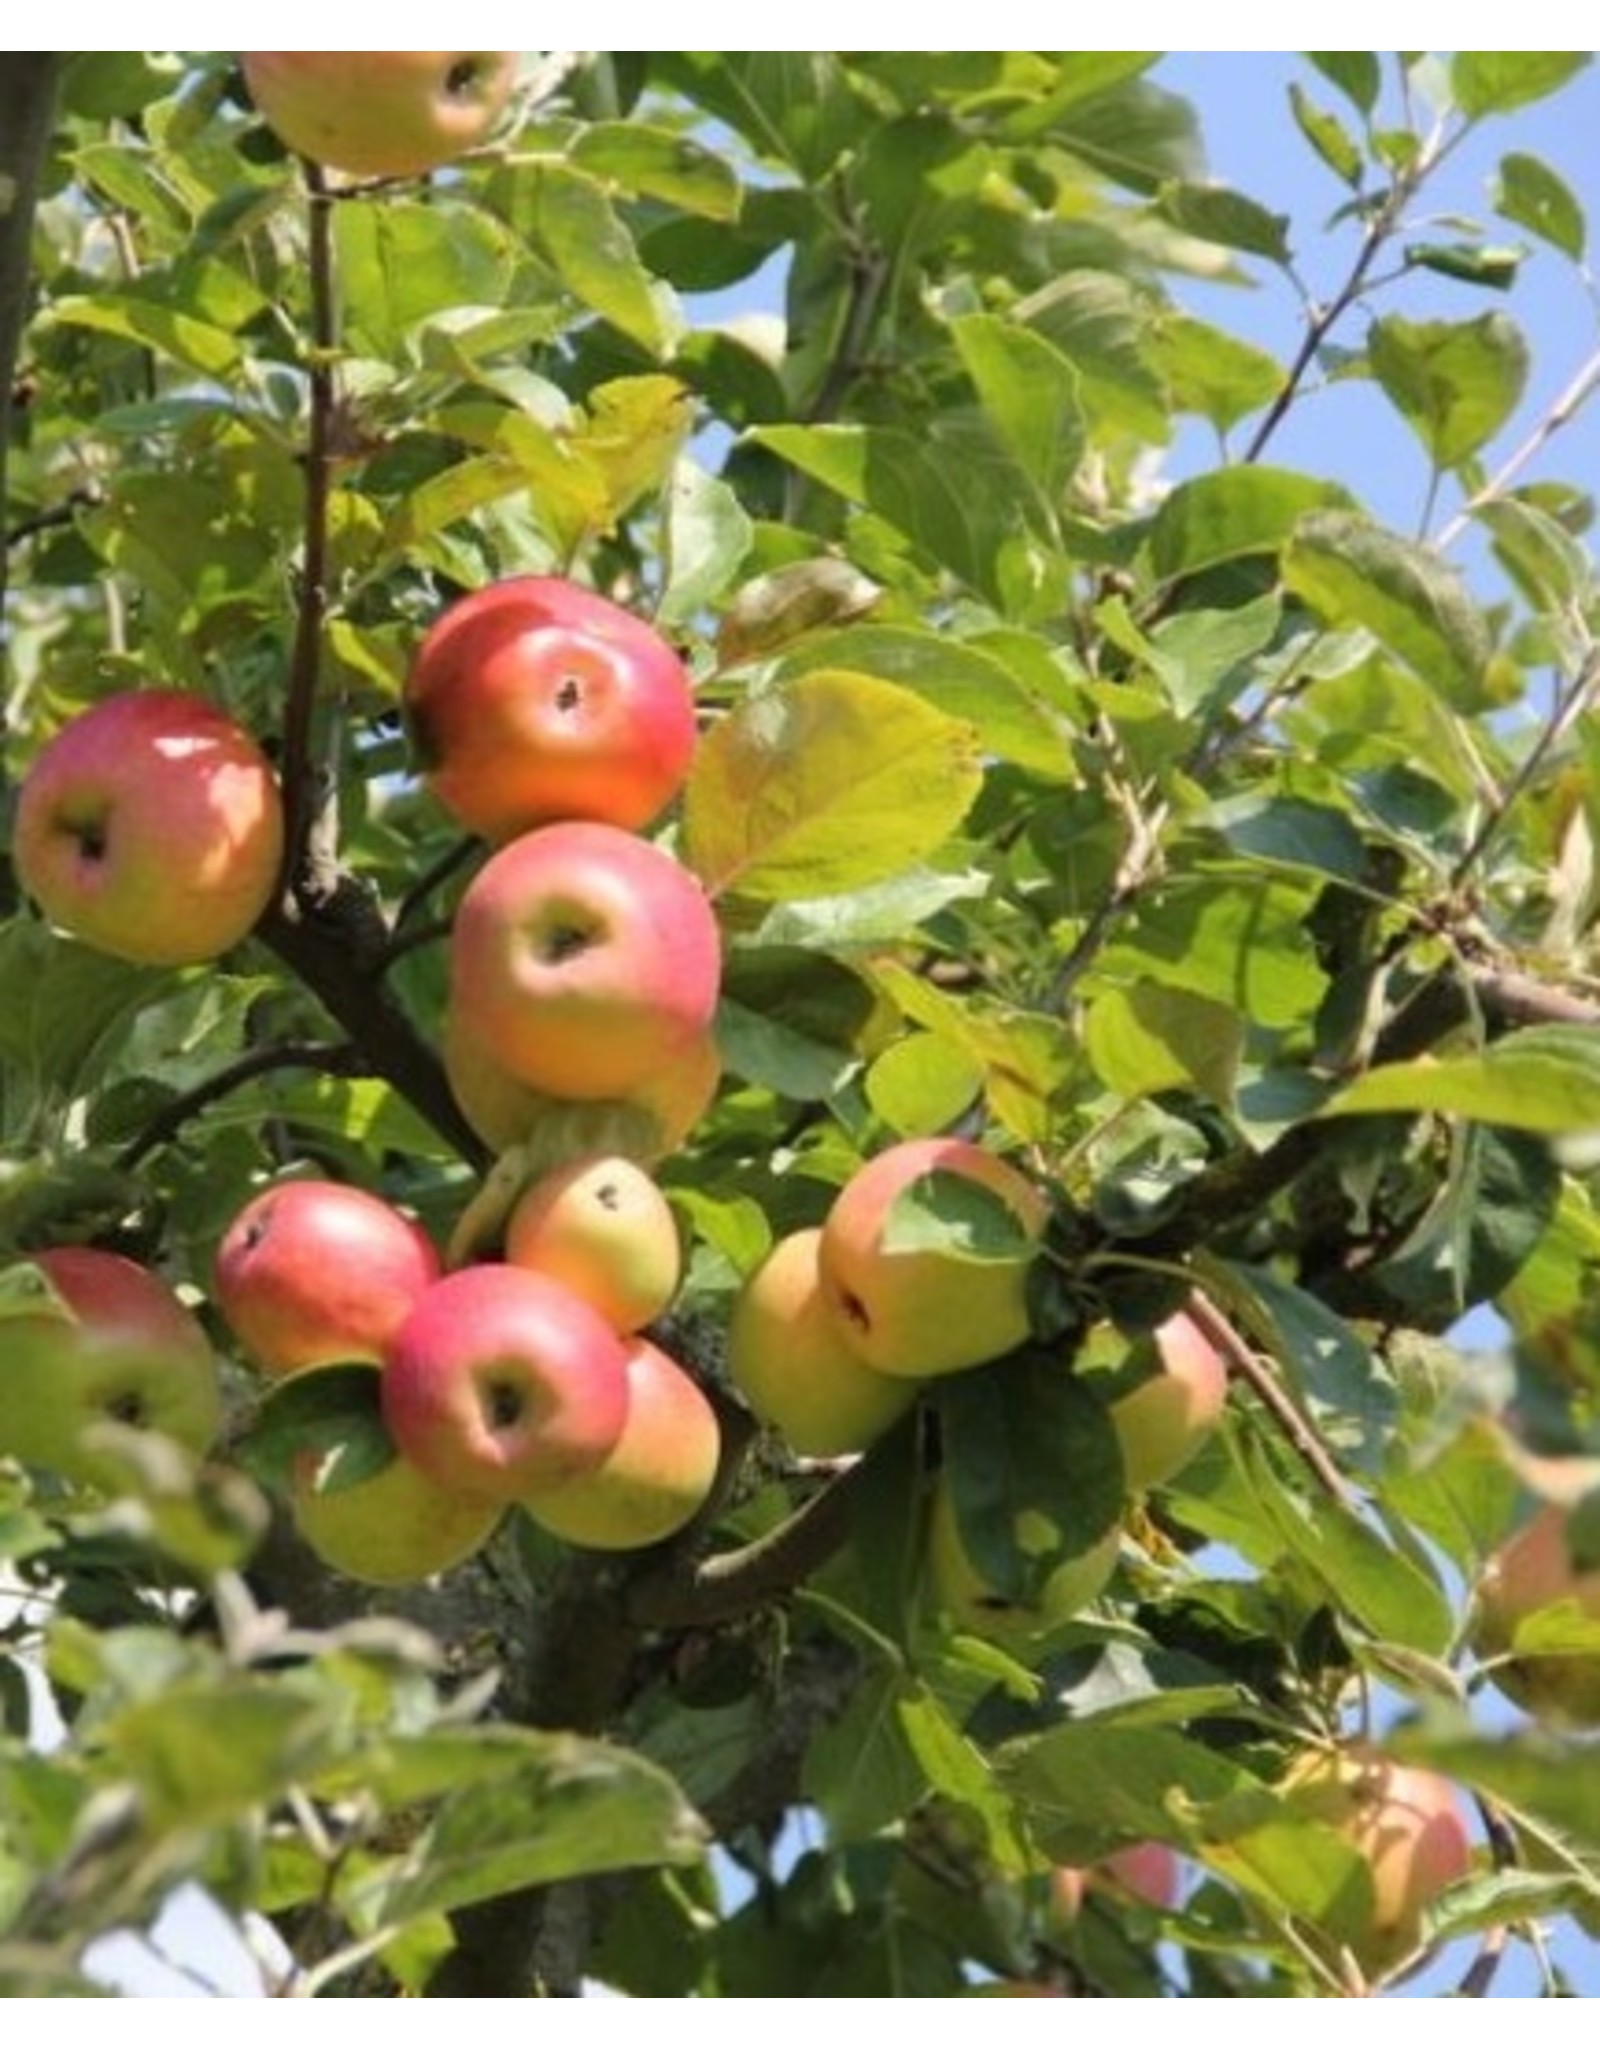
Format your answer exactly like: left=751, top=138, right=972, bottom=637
left=0, top=1247, right=220, bottom=1486
left=520, top=1336, right=720, bottom=1551
left=817, top=1137, right=1047, bottom=1379
left=444, top=1005, right=721, bottom=1162
left=1474, top=1501, right=1600, bottom=1727
left=215, top=1179, right=440, bottom=1378
left=728, top=1228, right=919, bottom=1456
left=291, top=1417, right=503, bottom=1588
left=1049, top=1842, right=1182, bottom=1928
left=1109, top=1308, right=1229, bottom=1493
left=406, top=576, right=698, bottom=843
left=449, top=822, right=721, bottom=1102
left=504, top=1154, right=681, bottom=1334
left=925, top=1477, right=1119, bottom=1640
left=14, top=689, right=284, bottom=967
left=241, top=53, right=517, bottom=181
left=381, top=1263, right=629, bottom=1503
left=1278, top=1746, right=1473, bottom=1978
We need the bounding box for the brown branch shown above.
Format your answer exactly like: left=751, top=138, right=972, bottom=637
left=1183, top=1287, right=1355, bottom=1507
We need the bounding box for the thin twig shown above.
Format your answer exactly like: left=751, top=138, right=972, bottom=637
left=1183, top=1285, right=1355, bottom=1507
left=115, top=1042, right=363, bottom=1170
left=1449, top=645, right=1600, bottom=891
left=1435, top=342, right=1600, bottom=553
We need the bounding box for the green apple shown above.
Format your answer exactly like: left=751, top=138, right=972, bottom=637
left=818, top=1137, right=1047, bottom=1380
left=504, top=1154, right=681, bottom=1334
left=1474, top=1500, right=1600, bottom=1727
left=292, top=1435, right=503, bottom=1587
left=0, top=1247, right=220, bottom=1486
left=925, top=1477, right=1119, bottom=1640
left=520, top=1337, right=720, bottom=1551
left=1277, top=1746, right=1473, bottom=1979
left=215, top=1178, right=440, bottom=1378
left=242, top=53, right=517, bottom=181
left=1109, top=1307, right=1228, bottom=1492
left=14, top=688, right=284, bottom=967
left=728, top=1228, right=919, bottom=1456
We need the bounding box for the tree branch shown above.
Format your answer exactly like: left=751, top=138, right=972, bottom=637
left=115, top=1042, right=364, bottom=1171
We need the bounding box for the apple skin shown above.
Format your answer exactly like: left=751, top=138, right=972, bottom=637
left=381, top=1263, right=629, bottom=1504
left=242, top=53, right=517, bottom=180
left=292, top=1437, right=504, bottom=1587
left=519, top=1337, right=720, bottom=1551
left=215, top=1179, right=440, bottom=1379
left=1110, top=1308, right=1229, bottom=1493
left=444, top=1006, right=720, bottom=1163
left=0, top=1247, right=220, bottom=1485
left=817, top=1137, right=1047, bottom=1379
left=925, top=1478, right=1119, bottom=1640
left=1278, top=1747, right=1473, bottom=1978
left=406, top=577, right=697, bottom=843
left=449, top=822, right=722, bottom=1102
left=14, top=689, right=284, bottom=967
left=504, top=1154, right=681, bottom=1335
left=728, top=1228, right=920, bottom=1456
left=1475, top=1502, right=1600, bottom=1727
left=1049, top=1842, right=1182, bottom=1928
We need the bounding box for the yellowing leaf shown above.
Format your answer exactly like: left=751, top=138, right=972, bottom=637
left=684, top=670, right=983, bottom=901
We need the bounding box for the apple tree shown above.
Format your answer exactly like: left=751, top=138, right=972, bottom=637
left=4, top=51, right=1600, bottom=1998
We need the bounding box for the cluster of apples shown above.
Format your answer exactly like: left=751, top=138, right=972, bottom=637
left=213, top=1164, right=718, bottom=1584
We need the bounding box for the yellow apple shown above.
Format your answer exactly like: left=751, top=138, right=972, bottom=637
left=293, top=1438, right=504, bottom=1587
left=728, top=1228, right=920, bottom=1456
left=242, top=53, right=517, bottom=180
left=925, top=1477, right=1119, bottom=1640
left=504, top=1153, right=681, bottom=1334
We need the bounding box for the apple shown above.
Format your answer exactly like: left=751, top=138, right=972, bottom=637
left=925, top=1476, right=1119, bottom=1640
left=14, top=689, right=284, bottom=967
left=381, top=1263, right=629, bottom=1503
left=215, top=1179, right=441, bottom=1379
left=519, top=1336, right=720, bottom=1551
left=728, top=1228, right=920, bottom=1456
left=449, top=822, right=721, bottom=1102
left=292, top=1434, right=503, bottom=1589
left=1109, top=1308, right=1229, bottom=1493
left=1049, top=1842, right=1182, bottom=1929
left=444, top=1006, right=721, bottom=1162
left=504, top=1154, right=681, bottom=1334
left=1278, top=1746, right=1473, bottom=1978
left=0, top=1247, right=220, bottom=1485
left=241, top=53, right=517, bottom=181
left=817, top=1137, right=1047, bottom=1379
left=405, top=576, right=698, bottom=843
left=1474, top=1501, right=1600, bottom=1727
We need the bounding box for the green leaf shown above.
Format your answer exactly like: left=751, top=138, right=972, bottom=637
left=865, top=1034, right=985, bottom=1138
left=1451, top=52, right=1591, bottom=119
left=233, top=1363, right=394, bottom=1497
left=1368, top=312, right=1529, bottom=471
left=683, top=670, right=983, bottom=901
left=1283, top=510, right=1490, bottom=703
left=804, top=1669, right=928, bottom=1842
left=50, top=294, right=241, bottom=379
left=1322, top=1025, right=1600, bottom=1134
left=1155, top=181, right=1292, bottom=265
left=1210, top=792, right=1367, bottom=884
left=1405, top=241, right=1525, bottom=290
left=1150, top=468, right=1354, bottom=581
left=518, top=163, right=684, bottom=358
left=950, top=314, right=1085, bottom=503
left=658, top=459, right=754, bottom=627
left=1477, top=495, right=1591, bottom=609
left=1288, top=83, right=1363, bottom=188
left=1307, top=52, right=1380, bottom=114
left=1085, top=982, right=1242, bottom=1104
left=1494, top=151, right=1587, bottom=260
left=1001, top=1721, right=1255, bottom=1853
left=570, top=122, right=742, bottom=219
left=1149, top=313, right=1283, bottom=435
left=335, top=200, right=517, bottom=358
left=883, top=1171, right=1037, bottom=1263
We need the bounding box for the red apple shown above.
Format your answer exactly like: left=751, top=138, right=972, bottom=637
left=1278, top=1747, right=1473, bottom=1978
left=0, top=1247, right=220, bottom=1485
left=444, top=1006, right=721, bottom=1162
left=1050, top=1842, right=1183, bottom=1928
left=381, top=1263, right=629, bottom=1503
left=504, top=1154, right=681, bottom=1334
left=215, top=1179, right=441, bottom=1379
left=520, top=1337, right=720, bottom=1550
left=1475, top=1501, right=1600, bottom=1727
left=14, top=689, right=284, bottom=967
left=242, top=53, right=517, bottom=181
left=1110, top=1308, right=1229, bottom=1492
left=449, top=822, right=721, bottom=1102
left=406, top=576, right=697, bottom=842
left=818, top=1137, right=1047, bottom=1379
left=728, top=1228, right=920, bottom=1456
